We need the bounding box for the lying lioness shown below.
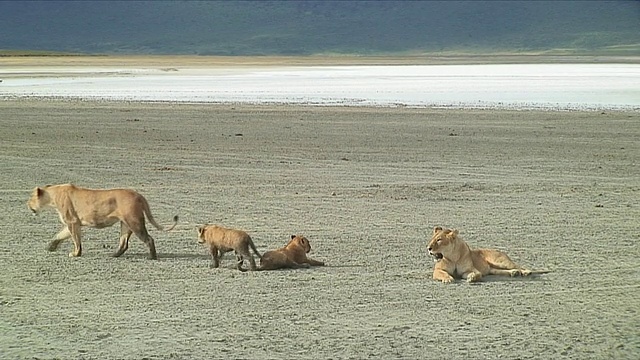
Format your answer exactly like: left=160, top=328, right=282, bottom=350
left=197, top=224, right=262, bottom=271
left=427, top=226, right=548, bottom=283
left=258, top=235, right=325, bottom=270
left=28, top=183, right=178, bottom=259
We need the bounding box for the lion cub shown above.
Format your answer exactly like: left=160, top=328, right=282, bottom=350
left=427, top=226, right=547, bottom=283
left=258, top=234, right=325, bottom=270
left=197, top=224, right=262, bottom=271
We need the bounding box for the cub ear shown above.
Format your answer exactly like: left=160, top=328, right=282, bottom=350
left=291, top=234, right=296, bottom=240
left=450, top=229, right=459, bottom=236
left=433, top=226, right=443, bottom=235
left=36, top=187, right=44, bottom=197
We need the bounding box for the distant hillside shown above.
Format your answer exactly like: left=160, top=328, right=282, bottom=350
left=0, top=1, right=638, bottom=55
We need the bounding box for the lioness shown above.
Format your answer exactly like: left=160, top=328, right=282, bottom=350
left=427, top=226, right=547, bottom=283
left=258, top=234, right=325, bottom=270
left=196, top=224, right=262, bottom=271
left=28, top=183, right=178, bottom=259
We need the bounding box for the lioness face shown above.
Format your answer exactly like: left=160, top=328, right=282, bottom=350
left=427, top=226, right=458, bottom=261
left=27, top=187, right=49, bottom=214
left=291, top=235, right=311, bottom=253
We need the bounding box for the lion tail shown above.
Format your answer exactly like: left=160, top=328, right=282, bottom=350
left=142, top=198, right=178, bottom=231
left=529, top=269, right=551, bottom=275
left=248, top=237, right=263, bottom=260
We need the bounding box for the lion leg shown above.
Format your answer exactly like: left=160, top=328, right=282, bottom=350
left=144, top=235, right=157, bottom=260
left=305, top=257, right=325, bottom=266
left=234, top=252, right=248, bottom=272
left=432, top=268, right=454, bottom=284
left=520, top=269, right=532, bottom=276
left=113, top=222, right=132, bottom=258
left=493, top=268, right=532, bottom=277
left=210, top=246, right=220, bottom=268
left=485, top=250, right=530, bottom=277
left=48, top=227, right=71, bottom=251
left=127, top=220, right=157, bottom=260
left=247, top=254, right=257, bottom=271
left=68, top=223, right=82, bottom=257
left=487, top=268, right=519, bottom=277
left=288, top=259, right=310, bottom=269
left=133, top=230, right=157, bottom=260
left=237, top=247, right=256, bottom=271
left=462, top=270, right=483, bottom=283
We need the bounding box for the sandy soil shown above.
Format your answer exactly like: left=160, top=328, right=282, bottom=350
left=0, top=99, right=639, bottom=359
left=1, top=54, right=638, bottom=76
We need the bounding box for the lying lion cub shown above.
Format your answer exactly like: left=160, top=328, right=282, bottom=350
left=197, top=224, right=262, bottom=271
left=258, top=235, right=325, bottom=270
left=28, top=183, right=178, bottom=259
left=427, top=226, right=547, bottom=283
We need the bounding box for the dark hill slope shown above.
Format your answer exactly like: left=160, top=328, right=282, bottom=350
left=0, top=1, right=638, bottom=55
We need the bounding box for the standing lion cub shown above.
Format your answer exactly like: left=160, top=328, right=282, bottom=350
left=196, top=224, right=262, bottom=271
left=427, top=226, right=548, bottom=283
left=27, top=183, right=178, bottom=259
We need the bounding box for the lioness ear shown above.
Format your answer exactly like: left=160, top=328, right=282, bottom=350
left=451, top=229, right=459, bottom=236
left=36, top=187, right=44, bottom=197
left=291, top=234, right=296, bottom=240
left=433, top=226, right=443, bottom=235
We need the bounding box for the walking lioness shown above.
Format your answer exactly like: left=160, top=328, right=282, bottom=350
left=28, top=183, right=178, bottom=259
left=427, top=226, right=548, bottom=283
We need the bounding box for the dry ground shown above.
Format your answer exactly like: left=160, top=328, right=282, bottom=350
left=1, top=54, right=638, bottom=71
left=0, top=100, right=639, bottom=359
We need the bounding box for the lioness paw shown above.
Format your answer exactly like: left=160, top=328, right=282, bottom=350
left=442, top=277, right=454, bottom=284
left=508, top=269, right=521, bottom=277
left=466, top=273, right=480, bottom=282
